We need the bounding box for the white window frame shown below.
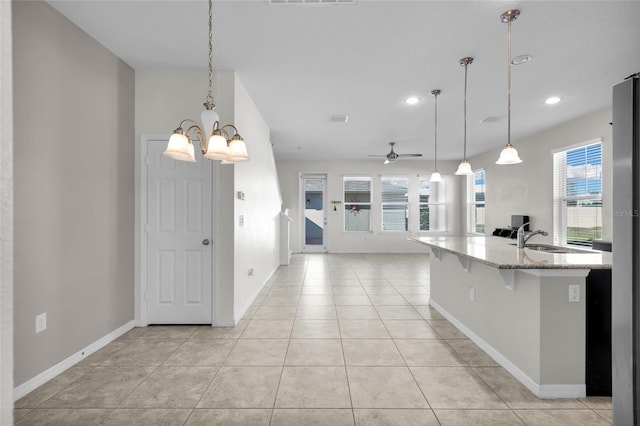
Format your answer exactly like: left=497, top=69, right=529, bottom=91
left=418, top=176, right=447, bottom=233
left=552, top=138, right=603, bottom=247
left=467, top=169, right=486, bottom=235
left=343, top=176, right=372, bottom=232
left=381, top=176, right=410, bottom=232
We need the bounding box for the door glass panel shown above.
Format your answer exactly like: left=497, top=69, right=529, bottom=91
left=304, top=178, right=324, bottom=246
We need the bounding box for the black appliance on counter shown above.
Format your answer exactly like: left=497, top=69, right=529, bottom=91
left=492, top=215, right=529, bottom=238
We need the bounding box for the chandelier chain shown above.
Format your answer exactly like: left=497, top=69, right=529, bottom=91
left=206, top=0, right=214, bottom=105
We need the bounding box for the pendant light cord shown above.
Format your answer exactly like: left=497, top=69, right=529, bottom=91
left=463, top=62, right=468, bottom=160
left=434, top=91, right=438, bottom=170
left=206, top=0, right=215, bottom=106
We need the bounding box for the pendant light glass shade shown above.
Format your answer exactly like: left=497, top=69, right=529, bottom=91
left=496, top=9, right=522, bottom=165
left=496, top=143, right=522, bottom=164
left=164, top=131, right=196, bottom=162
left=455, top=160, right=473, bottom=175
left=429, top=171, right=443, bottom=183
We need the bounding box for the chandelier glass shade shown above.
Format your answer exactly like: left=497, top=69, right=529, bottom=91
left=163, top=0, right=248, bottom=164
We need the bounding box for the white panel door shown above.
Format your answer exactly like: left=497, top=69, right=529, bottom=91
left=146, top=139, right=213, bottom=324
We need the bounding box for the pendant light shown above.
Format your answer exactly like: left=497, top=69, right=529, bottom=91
left=496, top=9, right=523, bottom=165
left=455, top=57, right=474, bottom=175
left=429, top=89, right=442, bottom=183
left=164, top=0, right=248, bottom=163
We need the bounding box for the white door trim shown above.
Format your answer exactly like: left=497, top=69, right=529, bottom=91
left=138, top=134, right=216, bottom=326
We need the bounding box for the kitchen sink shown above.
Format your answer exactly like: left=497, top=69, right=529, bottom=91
left=509, top=243, right=593, bottom=254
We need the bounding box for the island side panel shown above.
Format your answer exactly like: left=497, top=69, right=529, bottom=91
left=539, top=277, right=586, bottom=386
left=429, top=250, right=542, bottom=384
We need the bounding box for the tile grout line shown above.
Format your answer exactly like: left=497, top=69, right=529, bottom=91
left=268, top=254, right=308, bottom=425
left=337, top=262, right=358, bottom=424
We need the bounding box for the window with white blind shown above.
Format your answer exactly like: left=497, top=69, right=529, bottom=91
left=381, top=177, right=409, bottom=232
left=344, top=177, right=371, bottom=232
left=467, top=169, right=486, bottom=234
left=419, top=177, right=447, bottom=232
left=553, top=139, right=602, bottom=247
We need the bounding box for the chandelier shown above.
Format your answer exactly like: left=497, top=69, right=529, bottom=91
left=163, top=0, right=248, bottom=163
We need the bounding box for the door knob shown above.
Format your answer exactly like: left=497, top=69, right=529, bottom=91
left=202, top=239, right=210, bottom=246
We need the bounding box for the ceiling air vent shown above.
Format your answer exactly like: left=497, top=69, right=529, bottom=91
left=268, top=0, right=356, bottom=5
left=330, top=115, right=349, bottom=123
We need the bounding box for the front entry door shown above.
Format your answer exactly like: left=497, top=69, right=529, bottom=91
left=146, top=139, right=213, bottom=324
left=301, top=174, right=327, bottom=252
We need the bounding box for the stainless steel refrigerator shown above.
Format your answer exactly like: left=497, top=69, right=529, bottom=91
left=612, top=74, right=640, bottom=425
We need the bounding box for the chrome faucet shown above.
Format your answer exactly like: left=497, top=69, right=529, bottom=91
left=516, top=222, right=548, bottom=248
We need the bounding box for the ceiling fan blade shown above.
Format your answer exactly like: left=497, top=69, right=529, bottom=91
left=368, top=155, right=387, bottom=157
left=396, top=154, right=423, bottom=157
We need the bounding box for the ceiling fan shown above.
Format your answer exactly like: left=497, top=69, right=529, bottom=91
left=368, top=142, right=422, bottom=164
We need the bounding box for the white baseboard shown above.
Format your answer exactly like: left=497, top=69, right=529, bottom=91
left=429, top=300, right=586, bottom=399
left=14, top=320, right=136, bottom=401
left=232, top=265, right=279, bottom=324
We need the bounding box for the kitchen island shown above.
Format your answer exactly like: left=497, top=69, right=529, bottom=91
left=411, top=236, right=612, bottom=399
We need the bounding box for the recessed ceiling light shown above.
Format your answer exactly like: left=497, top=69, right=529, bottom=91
left=405, top=96, right=420, bottom=105
left=511, top=54, right=532, bottom=65
left=545, top=96, right=562, bottom=105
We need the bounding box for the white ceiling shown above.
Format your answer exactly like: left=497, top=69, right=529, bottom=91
left=47, top=0, right=640, bottom=161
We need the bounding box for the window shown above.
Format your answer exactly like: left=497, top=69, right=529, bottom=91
left=344, top=177, right=371, bottom=231
left=419, top=177, right=447, bottom=232
left=467, top=169, right=486, bottom=234
left=381, top=177, right=409, bottom=231
left=553, top=140, right=602, bottom=246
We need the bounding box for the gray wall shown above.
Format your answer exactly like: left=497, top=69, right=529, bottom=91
left=1, top=0, right=14, bottom=421
left=13, top=1, right=135, bottom=386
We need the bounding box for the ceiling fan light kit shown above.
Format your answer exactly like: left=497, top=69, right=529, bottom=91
left=496, top=9, right=523, bottom=165
left=163, top=0, right=248, bottom=164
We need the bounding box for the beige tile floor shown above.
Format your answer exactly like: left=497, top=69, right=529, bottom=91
left=15, top=253, right=612, bottom=425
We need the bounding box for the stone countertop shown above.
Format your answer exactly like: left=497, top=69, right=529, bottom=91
left=409, top=236, right=612, bottom=270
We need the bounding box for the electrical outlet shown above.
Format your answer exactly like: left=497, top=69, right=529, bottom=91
left=568, top=284, right=580, bottom=303
left=35, top=312, right=47, bottom=333
left=248, top=268, right=254, bottom=277
left=469, top=287, right=476, bottom=302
